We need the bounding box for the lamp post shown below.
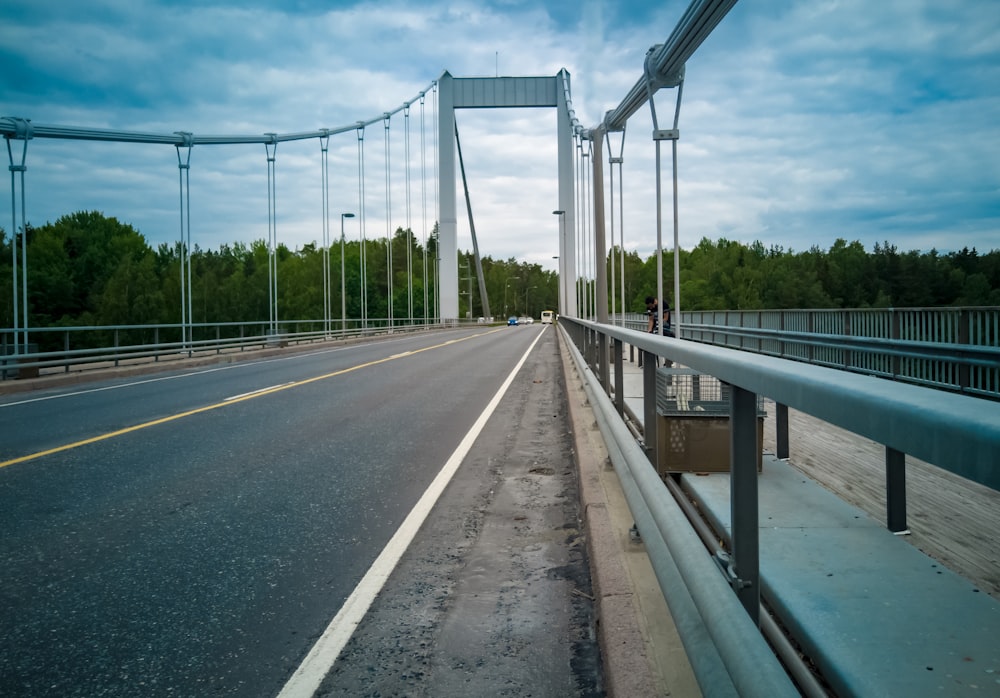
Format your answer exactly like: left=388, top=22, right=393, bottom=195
left=552, top=210, right=566, bottom=316
left=504, top=276, right=519, bottom=316
left=525, top=285, right=536, bottom=320
left=340, top=212, right=355, bottom=331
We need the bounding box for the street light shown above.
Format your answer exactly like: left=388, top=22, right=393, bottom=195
left=340, top=212, right=355, bottom=330
left=525, top=285, right=537, bottom=319
left=504, top=276, right=520, bottom=316
left=552, top=211, right=566, bottom=316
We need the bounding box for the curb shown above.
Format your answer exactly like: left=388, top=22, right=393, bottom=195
left=558, top=334, right=658, bottom=698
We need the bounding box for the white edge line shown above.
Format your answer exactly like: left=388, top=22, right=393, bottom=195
left=276, top=327, right=548, bottom=698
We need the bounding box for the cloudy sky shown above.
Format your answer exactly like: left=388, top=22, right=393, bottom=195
left=2, top=0, right=998, bottom=272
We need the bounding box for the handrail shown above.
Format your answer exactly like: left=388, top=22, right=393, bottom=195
left=560, top=322, right=800, bottom=697
left=617, top=307, right=1000, bottom=400
left=568, top=316, right=1000, bottom=492
left=683, top=322, right=999, bottom=367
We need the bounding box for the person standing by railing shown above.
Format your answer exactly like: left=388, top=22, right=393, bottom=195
left=645, top=296, right=673, bottom=337
left=639, top=296, right=673, bottom=369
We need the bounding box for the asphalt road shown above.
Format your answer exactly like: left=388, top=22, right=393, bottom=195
left=0, top=325, right=600, bottom=697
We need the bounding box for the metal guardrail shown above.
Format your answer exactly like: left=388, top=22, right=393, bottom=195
left=616, top=306, right=1000, bottom=400
left=561, top=315, right=1000, bottom=695
left=0, top=319, right=451, bottom=380
left=560, top=321, right=800, bottom=698
left=573, top=315, right=999, bottom=490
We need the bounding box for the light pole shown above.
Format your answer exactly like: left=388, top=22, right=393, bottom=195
left=340, top=212, right=355, bottom=330
left=525, top=285, right=536, bottom=319
left=504, top=276, right=519, bottom=316
left=552, top=211, right=565, bottom=316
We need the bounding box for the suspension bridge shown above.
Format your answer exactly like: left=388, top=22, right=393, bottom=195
left=3, top=0, right=999, bottom=696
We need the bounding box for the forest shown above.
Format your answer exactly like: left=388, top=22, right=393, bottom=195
left=1, top=211, right=998, bottom=337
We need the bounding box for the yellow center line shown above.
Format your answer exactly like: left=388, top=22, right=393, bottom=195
left=1, top=328, right=506, bottom=470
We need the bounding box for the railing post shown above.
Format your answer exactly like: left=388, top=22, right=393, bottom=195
left=598, top=330, right=609, bottom=392
left=589, top=328, right=597, bottom=371
left=643, top=352, right=658, bottom=466
left=807, top=312, right=815, bottom=364
left=613, top=338, right=624, bottom=417
left=775, top=403, right=789, bottom=460
left=64, top=331, right=70, bottom=373
left=779, top=311, right=786, bottom=358
left=154, top=327, right=160, bottom=362
left=114, top=328, right=120, bottom=367
left=886, top=446, right=908, bottom=533
left=891, top=309, right=901, bottom=379
left=730, top=384, right=760, bottom=624
left=843, top=309, right=852, bottom=370
left=958, top=308, right=971, bottom=392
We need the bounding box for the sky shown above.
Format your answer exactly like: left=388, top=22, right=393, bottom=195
left=1, top=0, right=998, bottom=273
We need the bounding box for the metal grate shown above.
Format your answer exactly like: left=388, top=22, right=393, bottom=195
left=656, top=367, right=764, bottom=416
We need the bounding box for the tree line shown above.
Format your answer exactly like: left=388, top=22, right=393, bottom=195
left=2, top=211, right=997, bottom=343
left=611, top=237, right=999, bottom=312
left=0, top=211, right=562, bottom=348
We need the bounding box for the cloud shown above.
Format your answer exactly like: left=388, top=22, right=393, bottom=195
left=1, top=0, right=997, bottom=285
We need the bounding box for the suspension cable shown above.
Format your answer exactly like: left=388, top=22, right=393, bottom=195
left=607, top=130, right=616, bottom=324
left=605, top=124, right=625, bottom=325
left=404, top=103, right=413, bottom=324
left=383, top=113, right=393, bottom=329
left=319, top=132, right=330, bottom=336
left=265, top=138, right=278, bottom=336
left=618, top=126, right=626, bottom=326
left=176, top=135, right=193, bottom=352
left=575, top=135, right=584, bottom=317
left=645, top=51, right=684, bottom=338
left=6, top=128, right=29, bottom=353
left=357, top=125, right=367, bottom=329
left=585, top=138, right=594, bottom=319
left=420, top=93, right=428, bottom=324
left=672, top=80, right=684, bottom=339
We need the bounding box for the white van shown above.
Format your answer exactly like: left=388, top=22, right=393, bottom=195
left=540, top=310, right=555, bottom=324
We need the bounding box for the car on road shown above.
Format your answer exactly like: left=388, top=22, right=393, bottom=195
left=508, top=316, right=519, bottom=326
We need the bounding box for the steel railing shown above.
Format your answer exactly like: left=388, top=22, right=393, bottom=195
left=615, top=306, right=1000, bottom=400
left=560, top=315, right=1000, bottom=697
left=0, top=318, right=456, bottom=380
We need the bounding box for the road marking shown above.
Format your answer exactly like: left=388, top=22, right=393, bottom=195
left=225, top=382, right=295, bottom=401
left=276, top=324, right=547, bottom=698
left=0, top=328, right=506, bottom=470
